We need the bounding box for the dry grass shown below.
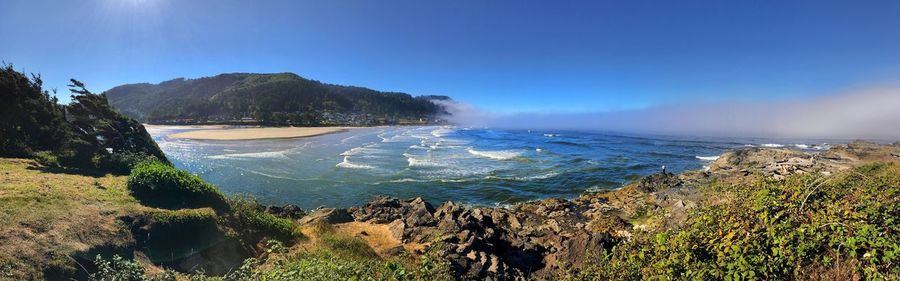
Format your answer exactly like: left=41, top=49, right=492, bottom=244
left=0, top=158, right=148, bottom=279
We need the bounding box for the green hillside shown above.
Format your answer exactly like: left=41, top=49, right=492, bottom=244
left=103, top=73, right=450, bottom=126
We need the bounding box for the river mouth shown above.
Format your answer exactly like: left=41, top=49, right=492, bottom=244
left=147, top=125, right=836, bottom=209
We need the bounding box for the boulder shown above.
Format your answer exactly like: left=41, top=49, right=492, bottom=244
left=265, top=204, right=305, bottom=219
left=388, top=219, right=406, bottom=241
left=297, top=208, right=353, bottom=225
left=637, top=172, right=682, bottom=192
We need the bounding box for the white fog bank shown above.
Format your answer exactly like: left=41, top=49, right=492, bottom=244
left=435, top=87, right=900, bottom=140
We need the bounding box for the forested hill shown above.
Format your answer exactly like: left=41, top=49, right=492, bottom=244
left=103, top=73, right=450, bottom=126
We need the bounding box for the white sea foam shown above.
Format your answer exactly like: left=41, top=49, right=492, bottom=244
left=208, top=150, right=290, bottom=160
left=467, top=148, right=522, bottom=160
left=760, top=143, right=785, bottom=148
left=335, top=156, right=374, bottom=169
left=431, top=127, right=453, bottom=137
left=535, top=148, right=543, bottom=152
left=486, top=172, right=559, bottom=181
left=340, top=144, right=380, bottom=156
left=235, top=167, right=303, bottom=181
left=340, top=135, right=358, bottom=144
left=406, top=156, right=446, bottom=167
left=543, top=133, right=556, bottom=137
left=812, top=143, right=830, bottom=150
left=389, top=178, right=428, bottom=183
left=793, top=144, right=810, bottom=149
left=695, top=155, right=720, bottom=161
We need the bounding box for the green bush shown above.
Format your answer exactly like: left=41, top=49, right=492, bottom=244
left=90, top=255, right=176, bottom=281
left=31, top=151, right=60, bottom=168
left=95, top=151, right=164, bottom=175
left=127, top=161, right=227, bottom=210
left=562, top=162, right=900, bottom=280
left=224, top=196, right=301, bottom=243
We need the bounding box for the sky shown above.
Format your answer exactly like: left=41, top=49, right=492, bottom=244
left=2, top=0, right=900, bottom=117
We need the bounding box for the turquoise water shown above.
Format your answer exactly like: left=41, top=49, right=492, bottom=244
left=148, top=126, right=834, bottom=209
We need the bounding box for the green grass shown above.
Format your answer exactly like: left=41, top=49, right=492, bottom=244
left=0, top=158, right=303, bottom=279
left=560, top=162, right=900, bottom=280
left=0, top=158, right=143, bottom=279
left=211, top=223, right=453, bottom=281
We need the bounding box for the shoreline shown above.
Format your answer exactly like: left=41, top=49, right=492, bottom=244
left=165, top=126, right=354, bottom=140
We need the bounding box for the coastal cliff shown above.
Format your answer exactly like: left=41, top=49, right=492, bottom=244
left=281, top=140, right=900, bottom=280
left=2, top=141, right=898, bottom=280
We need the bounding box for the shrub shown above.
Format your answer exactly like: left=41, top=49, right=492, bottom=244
left=31, top=151, right=60, bottom=168
left=225, top=196, right=301, bottom=243
left=127, top=161, right=227, bottom=210
left=562, top=162, right=900, bottom=280
left=95, top=151, right=164, bottom=175
left=90, top=255, right=176, bottom=281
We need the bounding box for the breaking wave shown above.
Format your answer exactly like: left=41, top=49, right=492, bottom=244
left=208, top=150, right=290, bottom=160
left=407, top=156, right=447, bottom=167
left=467, top=148, right=523, bottom=160
left=695, top=155, right=720, bottom=161
left=336, top=156, right=374, bottom=169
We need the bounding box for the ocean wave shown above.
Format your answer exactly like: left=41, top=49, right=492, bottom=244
left=467, top=148, right=523, bottom=160
left=388, top=178, right=428, bottom=183
left=812, top=144, right=830, bottom=150
left=486, top=172, right=559, bottom=181
left=339, top=135, right=358, bottom=144
left=695, top=155, right=720, bottom=161
left=407, top=157, right=447, bottom=167
left=234, top=167, right=304, bottom=181
left=543, top=133, right=557, bottom=137
left=546, top=140, right=590, bottom=148
left=760, top=143, right=784, bottom=148
left=431, top=127, right=454, bottom=137
left=377, top=133, right=392, bottom=142
left=335, top=156, right=374, bottom=169
left=208, top=150, right=290, bottom=160
left=340, top=144, right=381, bottom=156
left=793, top=144, right=809, bottom=149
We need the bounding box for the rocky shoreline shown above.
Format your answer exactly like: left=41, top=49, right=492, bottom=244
left=265, top=140, right=900, bottom=280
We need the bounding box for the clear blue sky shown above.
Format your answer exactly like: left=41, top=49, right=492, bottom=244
left=2, top=0, right=899, bottom=113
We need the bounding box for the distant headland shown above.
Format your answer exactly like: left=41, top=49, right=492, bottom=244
left=104, top=73, right=451, bottom=127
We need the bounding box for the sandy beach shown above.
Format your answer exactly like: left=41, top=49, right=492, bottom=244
left=167, top=126, right=351, bottom=140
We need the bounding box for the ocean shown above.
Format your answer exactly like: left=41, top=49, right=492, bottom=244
left=147, top=126, right=834, bottom=209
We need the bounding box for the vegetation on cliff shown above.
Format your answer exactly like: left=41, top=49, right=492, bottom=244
left=563, top=162, right=900, bottom=280
left=0, top=64, right=167, bottom=174
left=103, top=73, right=448, bottom=126
left=0, top=157, right=306, bottom=280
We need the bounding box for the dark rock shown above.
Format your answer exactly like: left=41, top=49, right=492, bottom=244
left=637, top=172, right=682, bottom=192
left=265, top=204, right=305, bottom=219
left=297, top=208, right=352, bottom=225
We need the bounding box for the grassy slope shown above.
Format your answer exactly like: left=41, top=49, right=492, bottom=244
left=0, top=158, right=429, bottom=280
left=0, top=158, right=144, bottom=278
